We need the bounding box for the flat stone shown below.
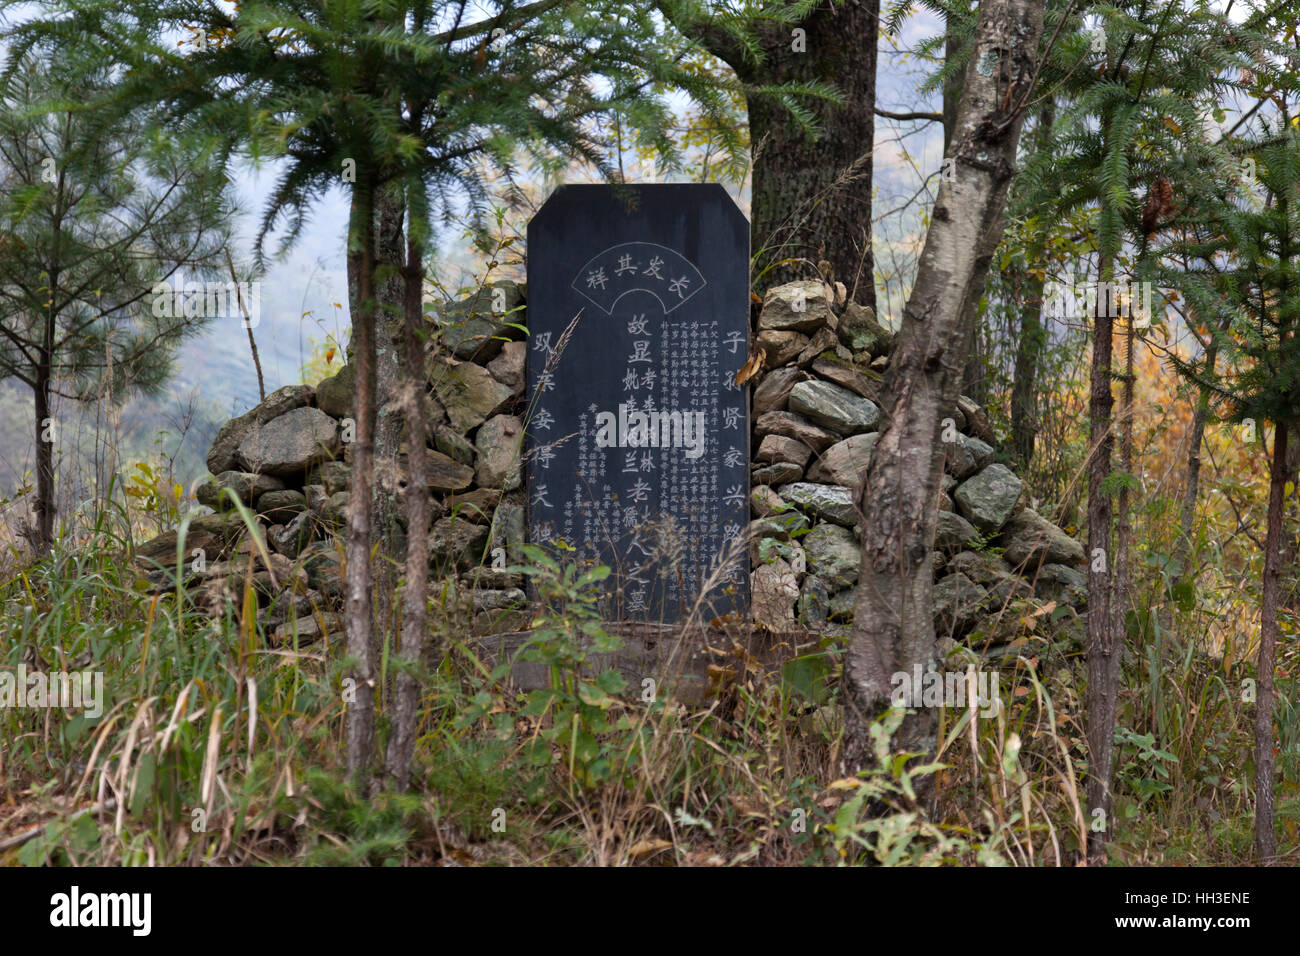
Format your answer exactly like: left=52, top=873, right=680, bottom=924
left=196, top=471, right=286, bottom=511
left=934, top=510, right=979, bottom=555
left=958, top=395, right=996, bottom=444
left=273, top=612, right=344, bottom=645
left=803, top=523, right=860, bottom=590
left=133, top=511, right=245, bottom=568
left=1001, top=509, right=1085, bottom=569
left=428, top=355, right=515, bottom=433
left=267, top=511, right=314, bottom=559
left=446, top=488, right=502, bottom=523
left=836, top=300, right=892, bottom=356
left=486, top=340, right=526, bottom=396
left=756, top=434, right=812, bottom=468
left=1034, top=563, right=1087, bottom=608
left=465, top=567, right=523, bottom=589
left=207, top=384, right=314, bottom=474
left=261, top=588, right=324, bottom=630
left=315, top=364, right=355, bottom=418
left=489, top=492, right=526, bottom=565
left=256, top=489, right=306, bottom=520
left=777, top=482, right=857, bottom=527
left=754, top=411, right=838, bottom=452
left=474, top=414, right=523, bottom=490
left=954, top=463, right=1023, bottom=533
left=311, top=461, right=351, bottom=496
left=425, top=448, right=475, bottom=493
left=751, top=366, right=808, bottom=416
left=471, top=588, right=527, bottom=612
left=751, top=485, right=788, bottom=518
left=437, top=280, right=525, bottom=362
left=933, top=572, right=988, bottom=636
left=757, top=280, right=834, bottom=334
left=807, top=432, right=878, bottom=488
left=752, top=462, right=804, bottom=486
left=788, top=380, right=880, bottom=434
left=945, top=433, right=995, bottom=480
left=237, top=406, right=342, bottom=477
left=810, top=355, right=880, bottom=400
left=798, top=576, right=831, bottom=625
left=431, top=515, right=491, bottom=573
left=756, top=329, right=809, bottom=367
left=795, top=326, right=839, bottom=366
left=432, top=425, right=476, bottom=466
left=752, top=558, right=800, bottom=629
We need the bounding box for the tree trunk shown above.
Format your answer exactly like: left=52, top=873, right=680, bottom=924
left=33, top=345, right=54, bottom=559
left=1085, top=250, right=1118, bottom=862
left=1009, top=288, right=1045, bottom=469
left=385, top=206, right=433, bottom=792
left=345, top=176, right=379, bottom=786
left=671, top=0, right=879, bottom=305
left=1256, top=420, right=1288, bottom=864
left=843, top=0, right=1047, bottom=772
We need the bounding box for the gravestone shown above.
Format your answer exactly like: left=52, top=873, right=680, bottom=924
left=526, top=184, right=750, bottom=622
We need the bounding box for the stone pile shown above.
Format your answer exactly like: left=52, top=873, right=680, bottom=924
left=744, top=280, right=1087, bottom=652
left=133, top=274, right=1086, bottom=654
left=132, top=280, right=533, bottom=642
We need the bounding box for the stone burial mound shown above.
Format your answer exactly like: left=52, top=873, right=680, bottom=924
left=130, top=276, right=1085, bottom=660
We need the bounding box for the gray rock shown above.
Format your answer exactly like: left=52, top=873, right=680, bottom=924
left=437, top=280, right=524, bottom=362
left=933, top=572, right=989, bottom=636
left=954, top=463, right=1023, bottom=533
left=756, top=434, right=812, bottom=468
left=257, top=489, right=307, bottom=520
left=486, top=340, right=526, bottom=396
left=475, top=414, right=523, bottom=490
left=777, top=482, right=858, bottom=527
left=749, top=511, right=811, bottom=540
left=267, top=511, right=314, bottom=559
left=465, top=567, right=524, bottom=589
left=196, top=471, right=286, bottom=511
left=300, top=542, right=345, bottom=599
left=261, top=588, right=324, bottom=629
left=945, top=432, right=995, bottom=480
left=433, top=425, right=476, bottom=466
left=311, top=461, right=351, bottom=496
left=319, top=491, right=351, bottom=531
left=431, top=516, right=490, bottom=573
left=490, top=492, right=526, bottom=565
left=836, top=301, right=892, bottom=356
left=424, top=449, right=476, bottom=493
left=752, top=535, right=806, bottom=572
left=751, top=366, right=807, bottom=415
left=798, top=576, right=831, bottom=625
left=237, top=406, right=342, bottom=477
left=810, top=354, right=879, bottom=400
left=273, top=612, right=344, bottom=645
left=751, top=485, right=788, bottom=518
left=827, top=589, right=857, bottom=623
left=471, top=588, right=527, bottom=612
left=752, top=558, right=801, bottom=629
left=754, top=411, right=838, bottom=452
left=788, top=380, right=880, bottom=434
left=1034, top=563, right=1088, bottom=608
left=1001, top=509, right=1086, bottom=570
left=756, top=329, right=809, bottom=366
left=958, top=395, right=996, bottom=444
left=757, top=280, right=834, bottom=334
left=795, top=326, right=839, bottom=366
left=934, top=510, right=979, bottom=555
left=428, top=355, right=515, bottom=433
left=303, top=484, right=327, bottom=513
left=315, top=364, right=355, bottom=418
left=207, top=384, right=314, bottom=474
left=752, top=462, right=804, bottom=486
left=803, top=523, right=860, bottom=590
left=445, top=488, right=501, bottom=524
left=948, top=550, right=1028, bottom=607
left=807, top=432, right=878, bottom=488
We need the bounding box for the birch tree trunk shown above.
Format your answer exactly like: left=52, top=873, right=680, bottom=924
left=844, top=0, right=1047, bottom=771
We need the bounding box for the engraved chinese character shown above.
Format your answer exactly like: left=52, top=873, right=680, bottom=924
left=532, top=331, right=554, bottom=356
left=630, top=479, right=652, bottom=502
left=723, top=484, right=745, bottom=507
left=533, top=408, right=554, bottom=430
left=622, top=368, right=641, bottom=391
left=586, top=267, right=608, bottom=290
left=644, top=256, right=665, bottom=280
left=532, top=484, right=554, bottom=508
left=536, top=443, right=556, bottom=469
left=722, top=406, right=741, bottom=429
left=668, top=276, right=690, bottom=298
left=723, top=446, right=744, bottom=468
left=615, top=254, right=638, bottom=275
left=627, top=313, right=649, bottom=335
left=628, top=341, right=652, bottom=363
